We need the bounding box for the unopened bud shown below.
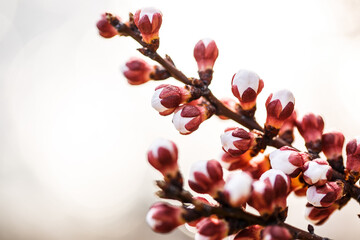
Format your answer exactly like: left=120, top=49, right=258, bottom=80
left=306, top=181, right=344, bottom=207
left=231, top=70, right=264, bottom=111
left=303, top=158, right=332, bottom=186
left=305, top=202, right=338, bottom=225
left=172, top=104, right=213, bottom=135
left=194, top=39, right=219, bottom=84
left=279, top=111, right=297, bottom=144
left=146, top=202, right=185, bottom=233
left=265, top=89, right=295, bottom=130
left=223, top=170, right=253, bottom=207
left=322, top=132, right=345, bottom=160
left=147, top=139, right=178, bottom=178
left=220, top=128, right=255, bottom=156
left=189, top=160, right=225, bottom=197
left=96, top=14, right=119, bottom=38
left=122, top=57, right=154, bottom=85
left=151, top=84, right=193, bottom=116
left=195, top=218, right=229, bottom=240
left=297, top=113, right=324, bottom=153
left=233, top=225, right=262, bottom=240
left=262, top=226, right=292, bottom=240
left=247, top=180, right=275, bottom=216
left=346, top=137, right=360, bottom=178
left=269, top=147, right=305, bottom=178
left=134, top=8, right=162, bottom=46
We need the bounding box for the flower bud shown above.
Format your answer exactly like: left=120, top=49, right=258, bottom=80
left=189, top=160, right=225, bottom=196
left=269, top=147, right=305, bottom=178
left=122, top=57, right=154, bottom=85
left=231, top=70, right=264, bottom=111
left=303, top=158, right=332, bottom=186
left=147, top=138, right=178, bottom=178
left=265, top=89, right=295, bottom=130
left=218, top=98, right=239, bottom=120
left=297, top=113, right=324, bottom=152
left=96, top=14, right=119, bottom=38
left=306, top=181, right=344, bottom=207
left=322, top=132, right=345, bottom=160
left=346, top=137, right=360, bottom=176
left=195, top=218, right=229, bottom=240
left=223, top=170, right=253, bottom=207
left=146, top=202, right=185, bottom=233
left=260, top=169, right=290, bottom=210
left=220, top=128, right=255, bottom=156
left=233, top=225, right=263, bottom=240
left=134, top=7, right=163, bottom=45
left=172, top=104, right=213, bottom=135
left=151, top=84, right=193, bottom=116
left=305, top=202, right=338, bottom=225
left=262, top=226, right=292, bottom=240
left=194, top=39, right=219, bottom=71
left=278, top=110, right=297, bottom=144
left=247, top=180, right=275, bottom=216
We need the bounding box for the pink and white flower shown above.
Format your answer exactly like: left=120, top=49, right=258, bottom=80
left=220, top=128, right=255, bottom=156
left=269, top=146, right=305, bottom=177
left=223, top=170, right=253, bottom=207
left=306, top=181, right=344, bottom=207
left=172, top=104, right=209, bottom=135
left=303, top=158, right=332, bottom=186
left=247, top=180, right=275, bottom=216
left=134, top=7, right=163, bottom=44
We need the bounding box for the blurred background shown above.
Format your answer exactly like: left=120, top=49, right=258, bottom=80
left=1, top=0, right=360, bottom=239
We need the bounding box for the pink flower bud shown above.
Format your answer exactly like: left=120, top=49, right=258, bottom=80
left=189, top=160, right=225, bottom=196
left=322, top=132, right=345, bottom=160
left=305, top=202, right=338, bottom=225
left=223, top=170, right=253, bottom=207
left=151, top=84, right=192, bottom=116
left=260, top=169, right=290, bottom=210
left=96, top=14, right=119, bottom=38
left=194, top=39, right=219, bottom=71
left=247, top=180, right=275, bottom=216
left=279, top=110, right=297, bottom=144
left=269, top=147, right=305, bottom=177
left=303, top=158, right=332, bottom=186
left=231, top=70, right=264, bottom=111
left=306, top=181, right=344, bottom=207
left=262, top=226, right=292, bottom=240
left=218, top=98, right=239, bottom=120
left=172, top=104, right=210, bottom=135
left=233, top=225, right=262, bottom=240
left=146, top=202, right=185, bottom=233
left=122, top=57, right=154, bottom=85
left=147, top=139, right=178, bottom=178
left=134, top=7, right=163, bottom=44
left=220, top=128, right=255, bottom=156
left=265, top=89, right=295, bottom=129
left=195, top=218, right=229, bottom=240
left=297, top=113, right=324, bottom=152
left=346, top=137, right=360, bottom=174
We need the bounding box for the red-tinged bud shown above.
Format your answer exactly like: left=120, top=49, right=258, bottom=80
left=262, top=226, right=292, bottom=240
left=195, top=218, right=229, bottom=240
left=172, top=104, right=213, bottom=135
left=194, top=39, right=219, bottom=84
left=322, top=132, right=345, bottom=160
left=306, top=181, right=344, bottom=207
left=265, top=89, right=295, bottom=131
left=279, top=110, right=297, bottom=144
left=218, top=98, right=239, bottom=120
left=219, top=151, right=252, bottom=171
left=189, top=160, right=225, bottom=196
left=96, top=14, right=119, bottom=38
left=231, top=70, right=264, bottom=111
left=220, top=128, right=255, bottom=156
left=297, top=113, right=324, bottom=153
left=233, top=225, right=263, bottom=240
left=269, top=147, right=305, bottom=178
left=147, top=138, right=178, bottom=178
left=305, top=202, right=338, bottom=225
left=346, top=137, right=360, bottom=178
left=223, top=170, right=253, bottom=207
left=303, top=158, right=332, bottom=186
left=134, top=7, right=162, bottom=45
left=248, top=180, right=275, bottom=216
left=122, top=57, right=154, bottom=85
left=260, top=169, right=290, bottom=210
left=146, top=202, right=185, bottom=233
left=151, top=84, right=193, bottom=116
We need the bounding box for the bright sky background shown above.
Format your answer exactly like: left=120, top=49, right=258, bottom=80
left=1, top=0, right=360, bottom=239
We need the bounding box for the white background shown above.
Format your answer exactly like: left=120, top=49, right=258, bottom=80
left=1, top=0, right=360, bottom=239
